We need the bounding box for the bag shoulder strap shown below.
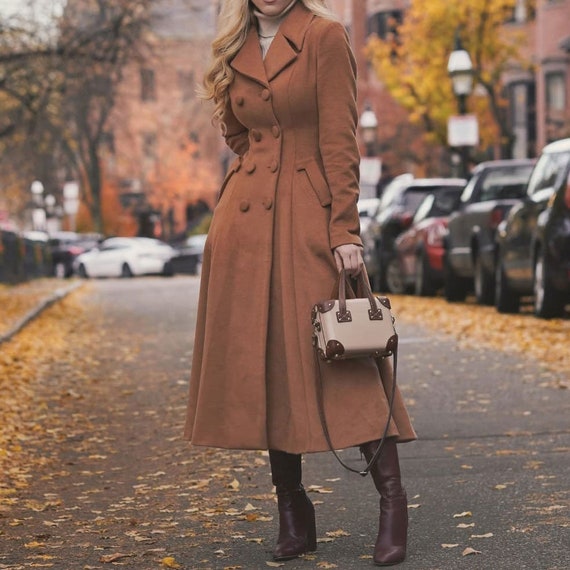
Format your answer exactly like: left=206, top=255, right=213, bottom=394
left=313, top=336, right=399, bottom=477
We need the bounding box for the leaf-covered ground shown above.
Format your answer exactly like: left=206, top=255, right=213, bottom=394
left=393, top=295, right=569, bottom=384
left=0, top=279, right=76, bottom=338
left=0, top=281, right=568, bottom=569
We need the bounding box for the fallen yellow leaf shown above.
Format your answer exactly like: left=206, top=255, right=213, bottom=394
left=441, top=544, right=459, bottom=549
left=161, top=557, right=181, bottom=569
left=453, top=511, right=472, bottom=518
left=462, top=547, right=482, bottom=556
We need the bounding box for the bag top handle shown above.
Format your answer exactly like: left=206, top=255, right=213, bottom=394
left=337, top=267, right=380, bottom=317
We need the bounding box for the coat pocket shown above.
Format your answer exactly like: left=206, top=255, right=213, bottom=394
left=296, top=159, right=332, bottom=207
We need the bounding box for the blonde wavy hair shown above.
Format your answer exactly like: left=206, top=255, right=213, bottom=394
left=200, top=0, right=337, bottom=124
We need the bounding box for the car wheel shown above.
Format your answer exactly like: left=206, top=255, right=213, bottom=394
left=474, top=254, right=495, bottom=305
left=534, top=248, right=565, bottom=319
left=386, top=258, right=406, bottom=294
left=443, top=254, right=467, bottom=302
left=78, top=263, right=89, bottom=279
left=54, top=262, right=66, bottom=279
left=162, top=261, right=174, bottom=277
left=495, top=257, right=520, bottom=313
left=121, top=263, right=134, bottom=278
left=414, top=250, right=436, bottom=297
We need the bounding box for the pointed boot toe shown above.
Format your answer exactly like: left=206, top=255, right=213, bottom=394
left=272, top=487, right=317, bottom=561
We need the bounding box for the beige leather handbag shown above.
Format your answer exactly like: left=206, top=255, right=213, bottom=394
left=311, top=268, right=399, bottom=476
left=311, top=269, right=398, bottom=361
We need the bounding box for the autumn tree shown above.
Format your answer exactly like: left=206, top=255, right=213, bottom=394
left=367, top=0, right=535, bottom=158
left=0, top=0, right=151, bottom=231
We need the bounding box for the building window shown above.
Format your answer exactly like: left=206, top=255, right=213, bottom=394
left=140, top=68, right=156, bottom=102
left=509, top=81, right=536, bottom=158
left=101, top=131, right=115, bottom=154
left=508, top=0, right=536, bottom=23
left=142, top=132, right=157, bottom=160
left=546, top=72, right=566, bottom=113
left=178, top=70, right=195, bottom=102
left=367, top=10, right=403, bottom=40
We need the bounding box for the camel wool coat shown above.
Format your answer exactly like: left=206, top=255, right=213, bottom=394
left=184, top=2, right=416, bottom=454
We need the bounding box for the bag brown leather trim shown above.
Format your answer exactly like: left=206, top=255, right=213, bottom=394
left=325, top=339, right=345, bottom=359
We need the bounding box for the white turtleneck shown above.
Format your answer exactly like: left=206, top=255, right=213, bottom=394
left=254, top=0, right=297, bottom=59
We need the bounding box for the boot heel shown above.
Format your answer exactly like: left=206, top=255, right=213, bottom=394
left=307, top=519, right=317, bottom=552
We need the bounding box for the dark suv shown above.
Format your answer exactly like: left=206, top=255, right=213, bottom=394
left=48, top=232, right=101, bottom=278
left=444, top=159, right=534, bottom=304
left=495, top=138, right=570, bottom=318
left=366, top=175, right=466, bottom=292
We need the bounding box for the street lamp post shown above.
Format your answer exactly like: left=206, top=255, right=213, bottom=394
left=360, top=107, right=379, bottom=157
left=447, top=32, right=476, bottom=178
left=30, top=180, right=47, bottom=231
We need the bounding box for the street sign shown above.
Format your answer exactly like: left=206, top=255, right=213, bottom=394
left=448, top=114, right=479, bottom=147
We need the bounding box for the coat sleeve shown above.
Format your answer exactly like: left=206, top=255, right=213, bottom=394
left=316, top=21, right=362, bottom=250
left=221, top=96, right=250, bottom=156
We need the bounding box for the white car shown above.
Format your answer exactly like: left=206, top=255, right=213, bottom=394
left=74, top=237, right=175, bottom=278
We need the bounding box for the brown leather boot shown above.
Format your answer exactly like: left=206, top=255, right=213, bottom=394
left=360, top=439, right=407, bottom=566
left=269, top=450, right=317, bottom=561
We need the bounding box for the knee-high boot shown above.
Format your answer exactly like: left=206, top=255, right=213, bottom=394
left=360, top=438, right=407, bottom=566
left=268, top=450, right=317, bottom=561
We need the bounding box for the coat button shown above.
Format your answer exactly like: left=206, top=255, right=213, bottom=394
left=240, top=200, right=250, bottom=212
left=270, top=159, right=279, bottom=173
left=263, top=198, right=273, bottom=210
left=235, top=96, right=244, bottom=106
left=261, top=89, right=271, bottom=101
left=245, top=161, right=256, bottom=174
left=271, top=125, right=280, bottom=138
left=251, top=129, right=262, bottom=142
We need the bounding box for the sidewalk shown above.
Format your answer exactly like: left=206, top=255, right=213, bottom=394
left=0, top=278, right=83, bottom=344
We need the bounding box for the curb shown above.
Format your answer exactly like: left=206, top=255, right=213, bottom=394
left=0, top=281, right=84, bottom=346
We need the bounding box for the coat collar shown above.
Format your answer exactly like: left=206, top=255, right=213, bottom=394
left=230, top=2, right=315, bottom=86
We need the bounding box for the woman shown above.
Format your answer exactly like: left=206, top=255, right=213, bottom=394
left=185, top=0, right=416, bottom=565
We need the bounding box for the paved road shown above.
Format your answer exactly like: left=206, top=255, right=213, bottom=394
left=1, top=277, right=568, bottom=570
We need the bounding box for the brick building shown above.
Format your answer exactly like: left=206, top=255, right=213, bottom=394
left=87, top=0, right=570, bottom=233
left=102, top=0, right=221, bottom=237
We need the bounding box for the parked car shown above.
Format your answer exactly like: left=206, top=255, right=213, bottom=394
left=443, top=159, right=535, bottom=304
left=366, top=175, right=467, bottom=293
left=394, top=186, right=464, bottom=296
left=358, top=197, right=381, bottom=285
left=48, top=231, right=101, bottom=278
left=170, top=234, right=208, bottom=275
left=74, top=237, right=174, bottom=278
left=495, top=138, right=570, bottom=318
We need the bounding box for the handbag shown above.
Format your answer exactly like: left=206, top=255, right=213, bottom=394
left=311, top=268, right=399, bottom=476
left=312, top=268, right=398, bottom=361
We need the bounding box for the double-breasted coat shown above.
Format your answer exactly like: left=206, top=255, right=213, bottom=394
left=184, top=2, right=416, bottom=454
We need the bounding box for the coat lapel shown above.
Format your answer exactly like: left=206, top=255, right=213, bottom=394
left=264, top=3, right=315, bottom=82
left=230, top=27, right=269, bottom=87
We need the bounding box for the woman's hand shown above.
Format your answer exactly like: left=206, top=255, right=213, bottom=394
left=333, top=244, right=364, bottom=277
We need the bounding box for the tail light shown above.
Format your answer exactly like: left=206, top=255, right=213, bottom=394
left=399, top=212, right=414, bottom=229
left=490, top=207, right=505, bottom=230
left=426, top=223, right=447, bottom=247
left=565, top=172, right=570, bottom=210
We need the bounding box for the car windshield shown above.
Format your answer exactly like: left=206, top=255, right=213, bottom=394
left=379, top=175, right=413, bottom=209
left=526, top=151, right=570, bottom=196
left=402, top=188, right=433, bottom=212
left=479, top=165, right=534, bottom=201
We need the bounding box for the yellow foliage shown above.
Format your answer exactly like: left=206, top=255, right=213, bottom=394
left=367, top=0, right=535, bottom=150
